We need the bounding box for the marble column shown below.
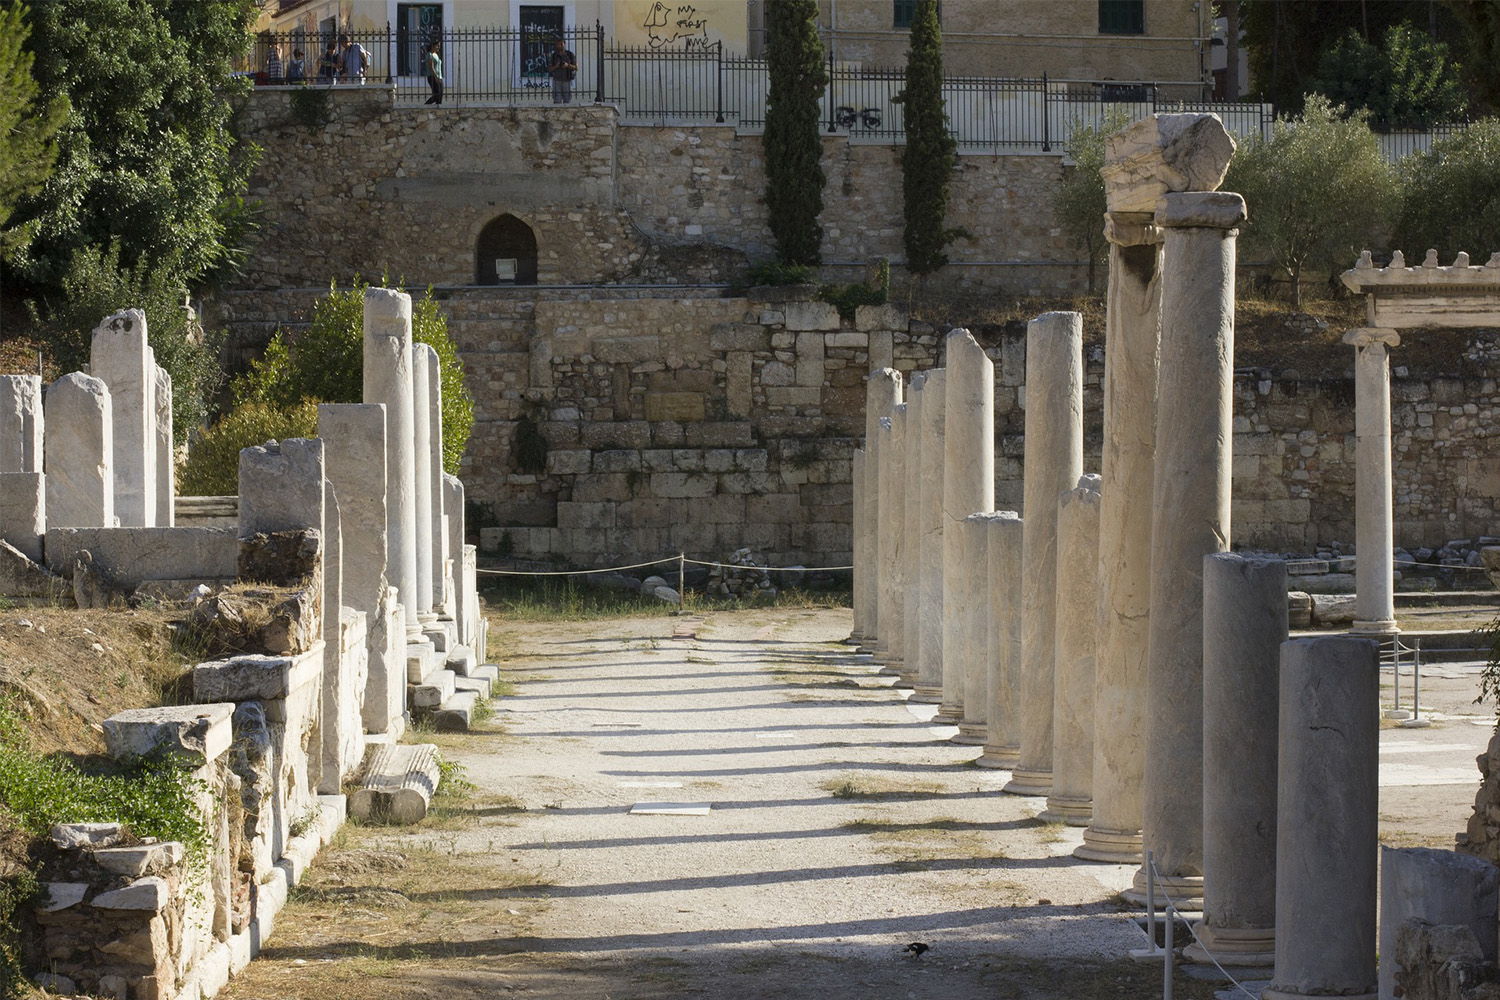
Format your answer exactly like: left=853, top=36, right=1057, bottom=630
left=411, top=345, right=437, bottom=625
left=939, top=331, right=994, bottom=727
left=953, top=512, right=995, bottom=744
left=153, top=367, right=173, bottom=527
left=1265, top=636, right=1379, bottom=1000
left=1078, top=215, right=1161, bottom=863
left=1130, top=190, right=1245, bottom=907
left=863, top=369, right=902, bottom=652
left=90, top=309, right=156, bottom=527
left=1006, top=312, right=1083, bottom=795
left=878, top=404, right=908, bottom=676
left=44, top=373, right=113, bottom=528
left=899, top=373, right=927, bottom=688
left=1346, top=328, right=1401, bottom=635
left=421, top=344, right=447, bottom=614
left=913, top=368, right=946, bottom=703
left=363, top=288, right=422, bottom=639
left=1042, top=475, right=1101, bottom=823
left=851, top=448, right=867, bottom=641
left=1185, top=553, right=1286, bottom=967
left=976, top=511, right=1023, bottom=767
left=0, top=375, right=43, bottom=473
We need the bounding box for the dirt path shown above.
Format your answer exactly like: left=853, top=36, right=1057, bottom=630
left=218, top=607, right=1489, bottom=1000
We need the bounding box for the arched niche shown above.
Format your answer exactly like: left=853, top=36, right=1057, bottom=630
left=476, top=214, right=538, bottom=285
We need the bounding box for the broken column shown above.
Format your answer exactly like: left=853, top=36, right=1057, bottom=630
left=363, top=289, right=422, bottom=642
left=420, top=345, right=448, bottom=621
left=864, top=368, right=901, bottom=656
left=1042, top=475, right=1101, bottom=823
left=879, top=405, right=908, bottom=676
left=410, top=345, right=437, bottom=630
left=0, top=473, right=44, bottom=562
left=1185, top=552, right=1286, bottom=967
left=1133, top=188, right=1245, bottom=905
left=899, top=373, right=926, bottom=689
left=940, top=331, right=994, bottom=728
left=1378, top=847, right=1499, bottom=1000
left=44, top=373, right=113, bottom=529
left=976, top=511, right=1023, bottom=768
left=154, top=366, right=173, bottom=527
left=1346, top=328, right=1401, bottom=635
left=913, top=368, right=946, bottom=703
left=91, top=310, right=157, bottom=527
left=442, top=474, right=465, bottom=631
left=1266, top=636, right=1379, bottom=1000
left=1006, top=312, right=1083, bottom=796
left=318, top=403, right=404, bottom=739
left=0, top=375, right=43, bottom=473
left=956, top=512, right=1000, bottom=744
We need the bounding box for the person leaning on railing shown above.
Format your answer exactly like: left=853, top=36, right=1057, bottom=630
left=264, top=42, right=283, bottom=84
left=547, top=36, right=577, bottom=104
left=286, top=47, right=306, bottom=83
left=338, top=33, right=369, bottom=84
left=318, top=41, right=338, bottom=83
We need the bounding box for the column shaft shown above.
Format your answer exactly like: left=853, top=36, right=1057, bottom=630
left=877, top=407, right=907, bottom=671
left=1347, top=330, right=1400, bottom=634
left=913, top=369, right=946, bottom=703
left=953, top=512, right=994, bottom=744
left=976, top=511, right=1024, bottom=767
left=900, top=373, right=927, bottom=687
left=363, top=288, right=422, bottom=637
left=863, top=369, right=901, bottom=652
left=852, top=448, right=867, bottom=640
left=1042, top=475, right=1101, bottom=823
left=411, top=345, right=436, bottom=622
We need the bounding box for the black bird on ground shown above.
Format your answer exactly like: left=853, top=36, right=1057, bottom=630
left=903, top=942, right=929, bottom=958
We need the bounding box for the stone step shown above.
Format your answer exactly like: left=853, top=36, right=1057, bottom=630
left=454, top=674, right=491, bottom=700
left=446, top=644, right=476, bottom=677
left=431, top=690, right=479, bottom=731
left=411, top=669, right=455, bottom=709
left=349, top=743, right=440, bottom=824
left=472, top=663, right=500, bottom=688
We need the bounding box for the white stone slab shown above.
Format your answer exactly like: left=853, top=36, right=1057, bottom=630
left=630, top=802, right=711, bottom=816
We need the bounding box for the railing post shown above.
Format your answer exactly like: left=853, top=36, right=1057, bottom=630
left=1041, top=72, right=1050, bottom=152
left=386, top=21, right=394, bottom=85
left=827, top=48, right=837, bottom=132
left=596, top=20, right=605, bottom=104
left=715, top=40, right=725, bottom=123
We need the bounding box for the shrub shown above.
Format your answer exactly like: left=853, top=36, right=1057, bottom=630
left=819, top=281, right=887, bottom=321
left=235, top=280, right=474, bottom=474
left=1052, top=108, right=1131, bottom=294
left=747, top=260, right=815, bottom=286
left=178, top=399, right=319, bottom=496
left=1308, top=23, right=1468, bottom=125
left=1393, top=118, right=1500, bottom=260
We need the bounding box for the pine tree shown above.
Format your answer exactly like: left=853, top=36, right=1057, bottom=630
left=763, top=0, right=826, bottom=266
left=0, top=0, right=66, bottom=259
left=899, top=0, right=959, bottom=275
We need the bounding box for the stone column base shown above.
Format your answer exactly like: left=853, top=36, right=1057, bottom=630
left=933, top=700, right=964, bottom=725
left=1262, top=989, right=1373, bottom=1000
left=896, top=670, right=919, bottom=688
left=1074, top=825, right=1142, bottom=863
left=877, top=658, right=903, bottom=676
left=974, top=745, right=1020, bottom=768
left=1003, top=767, right=1052, bottom=796
left=1351, top=619, right=1399, bottom=635
left=1039, top=794, right=1092, bottom=826
left=1182, top=922, right=1274, bottom=966
left=951, top=723, right=987, bottom=745
left=1122, top=868, right=1203, bottom=910
left=910, top=685, right=943, bottom=704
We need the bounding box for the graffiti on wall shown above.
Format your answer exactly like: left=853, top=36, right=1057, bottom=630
left=642, top=1, right=712, bottom=49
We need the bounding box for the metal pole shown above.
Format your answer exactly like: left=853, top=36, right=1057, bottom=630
left=679, top=552, right=686, bottom=594
left=827, top=48, right=836, bottom=132
left=715, top=40, right=725, bottom=123
left=1393, top=639, right=1401, bottom=712
left=1412, top=639, right=1421, bottom=721
left=1041, top=72, right=1050, bottom=151
left=596, top=20, right=605, bottom=104
left=1163, top=899, right=1174, bottom=1000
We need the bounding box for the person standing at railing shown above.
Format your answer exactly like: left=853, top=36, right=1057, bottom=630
left=286, top=48, right=306, bottom=83
left=424, top=40, right=443, bottom=106
left=547, top=36, right=577, bottom=104
left=265, top=42, right=283, bottom=84
left=318, top=41, right=339, bottom=83
left=338, top=34, right=369, bottom=84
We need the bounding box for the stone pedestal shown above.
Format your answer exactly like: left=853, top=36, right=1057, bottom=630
left=939, top=331, right=994, bottom=728
left=953, top=512, right=994, bottom=744
left=1185, top=553, right=1286, bottom=967
left=1041, top=476, right=1101, bottom=823
left=363, top=289, right=422, bottom=640
left=91, top=310, right=157, bottom=527
left=862, top=369, right=901, bottom=653
left=1264, top=636, right=1379, bottom=1000
left=1129, top=191, right=1244, bottom=903
left=976, top=511, right=1024, bottom=767
left=411, top=345, right=436, bottom=626
left=1079, top=215, right=1161, bottom=864
left=899, top=373, right=926, bottom=688
left=913, top=369, right=946, bottom=703
left=0, top=375, right=43, bottom=473
left=1346, top=328, right=1401, bottom=635
left=1006, top=312, right=1083, bottom=796
left=878, top=405, right=908, bottom=675
left=851, top=448, right=867, bottom=641
left=44, top=374, right=113, bottom=529
left=1378, top=847, right=1499, bottom=1000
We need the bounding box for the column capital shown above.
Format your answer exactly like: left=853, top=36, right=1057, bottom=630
left=1105, top=211, right=1163, bottom=247
left=1155, top=191, right=1246, bottom=230
left=1343, top=328, right=1401, bottom=349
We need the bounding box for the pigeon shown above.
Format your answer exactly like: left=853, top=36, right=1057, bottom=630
left=903, top=942, right=930, bottom=958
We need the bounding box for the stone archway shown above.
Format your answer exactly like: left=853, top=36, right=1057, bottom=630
left=476, top=214, right=538, bottom=285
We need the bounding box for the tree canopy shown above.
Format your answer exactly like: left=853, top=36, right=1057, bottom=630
left=1307, top=23, right=1467, bottom=124
left=1052, top=109, right=1131, bottom=294
left=763, top=0, right=826, bottom=266
left=1393, top=118, right=1500, bottom=262
left=0, top=1, right=67, bottom=258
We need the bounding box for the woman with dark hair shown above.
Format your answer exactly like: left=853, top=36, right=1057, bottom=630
left=424, top=39, right=443, bottom=106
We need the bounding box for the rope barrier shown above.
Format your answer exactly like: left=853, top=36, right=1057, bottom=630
left=476, top=556, right=853, bottom=577
left=1140, top=853, right=1261, bottom=1000
left=682, top=557, right=854, bottom=573
left=1394, top=559, right=1489, bottom=572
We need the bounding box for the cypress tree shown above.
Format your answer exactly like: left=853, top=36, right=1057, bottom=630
left=899, top=0, right=959, bottom=274
left=764, top=0, right=826, bottom=266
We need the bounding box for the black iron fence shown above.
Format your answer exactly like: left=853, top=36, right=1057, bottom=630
left=242, top=24, right=1465, bottom=158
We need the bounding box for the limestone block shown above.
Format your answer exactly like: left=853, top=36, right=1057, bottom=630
left=783, top=301, right=840, bottom=331
left=644, top=392, right=706, bottom=422
left=0, top=538, right=66, bottom=598
left=795, top=331, right=825, bottom=387
left=651, top=472, right=716, bottom=498
left=0, top=472, right=44, bottom=562
left=594, top=336, right=661, bottom=363
left=709, top=323, right=770, bottom=352
left=1101, top=113, right=1236, bottom=214
left=547, top=449, right=592, bottom=475
left=557, top=501, right=616, bottom=530
left=44, top=373, right=114, bottom=528
left=39, top=883, right=88, bottom=912
left=855, top=303, right=907, bottom=332
left=763, top=387, right=820, bottom=407
left=91, top=876, right=169, bottom=911
left=193, top=650, right=322, bottom=704
left=102, top=703, right=234, bottom=765
left=726, top=351, right=752, bottom=417
left=153, top=366, right=173, bottom=527
left=0, top=375, right=43, bottom=473
left=44, top=526, right=238, bottom=586
left=868, top=330, right=894, bottom=372
left=94, top=842, right=183, bottom=878
left=433, top=689, right=480, bottom=730
left=90, top=309, right=156, bottom=527
left=49, top=823, right=125, bottom=850
left=239, top=438, right=326, bottom=537
left=1379, top=847, right=1499, bottom=1000
left=826, top=332, right=868, bottom=348
left=1392, top=918, right=1491, bottom=1000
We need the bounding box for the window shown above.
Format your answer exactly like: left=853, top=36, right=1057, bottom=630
left=396, top=3, right=443, bottom=76
left=477, top=214, right=539, bottom=285
left=1099, top=0, right=1145, bottom=35
left=894, top=1, right=938, bottom=29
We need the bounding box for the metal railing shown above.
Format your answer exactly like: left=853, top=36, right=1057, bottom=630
left=1381, top=635, right=1431, bottom=728
left=241, top=24, right=1468, bottom=158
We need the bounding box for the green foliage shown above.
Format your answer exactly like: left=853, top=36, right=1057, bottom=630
left=1480, top=610, right=1500, bottom=714
left=0, top=856, right=37, bottom=995
left=1225, top=95, right=1398, bottom=307
left=178, top=399, right=319, bottom=497
left=1052, top=108, right=1132, bottom=294
left=235, top=281, right=474, bottom=475
left=897, top=0, right=960, bottom=275
left=0, top=1, right=67, bottom=258
left=32, top=241, right=222, bottom=442
left=1453, top=1, right=1500, bottom=115
left=818, top=280, right=887, bottom=321
left=514, top=415, right=548, bottom=475
left=763, top=0, right=826, bottom=266
left=9, top=0, right=259, bottom=288
left=289, top=86, right=331, bottom=126
left=0, top=700, right=209, bottom=857
left=1394, top=118, right=1500, bottom=259
left=1308, top=23, right=1468, bottom=124
left=747, top=260, right=815, bottom=286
